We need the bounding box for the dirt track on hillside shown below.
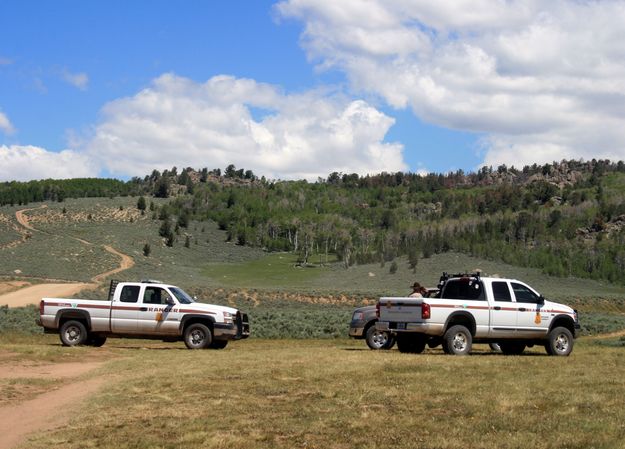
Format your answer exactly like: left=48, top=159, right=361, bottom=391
left=0, top=206, right=135, bottom=307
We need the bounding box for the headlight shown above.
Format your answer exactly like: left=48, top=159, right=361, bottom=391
left=352, top=311, right=364, bottom=321
left=223, top=312, right=234, bottom=324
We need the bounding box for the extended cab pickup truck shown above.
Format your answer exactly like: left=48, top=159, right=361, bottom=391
left=38, top=280, right=250, bottom=349
left=376, top=273, right=580, bottom=356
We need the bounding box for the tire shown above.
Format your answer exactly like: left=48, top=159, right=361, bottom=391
left=442, top=325, right=472, bottom=355
left=209, top=340, right=228, bottom=350
left=489, top=342, right=502, bottom=353
left=500, top=342, right=526, bottom=355
left=87, top=335, right=107, bottom=347
left=384, top=335, right=396, bottom=350
left=184, top=323, right=212, bottom=349
left=546, top=326, right=574, bottom=356
left=365, top=325, right=393, bottom=350
left=396, top=334, right=427, bottom=354
left=59, top=320, right=88, bottom=347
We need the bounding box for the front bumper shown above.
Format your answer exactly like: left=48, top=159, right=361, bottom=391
left=349, top=326, right=365, bottom=338
left=573, top=322, right=581, bottom=338
left=214, top=312, right=250, bottom=340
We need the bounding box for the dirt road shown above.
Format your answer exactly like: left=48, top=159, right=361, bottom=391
left=0, top=206, right=135, bottom=307
left=0, top=283, right=94, bottom=307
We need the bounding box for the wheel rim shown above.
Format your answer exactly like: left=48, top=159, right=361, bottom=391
left=452, top=333, right=467, bottom=352
left=190, top=329, right=205, bottom=347
left=371, top=330, right=388, bottom=348
left=65, top=326, right=81, bottom=343
left=554, top=333, right=570, bottom=353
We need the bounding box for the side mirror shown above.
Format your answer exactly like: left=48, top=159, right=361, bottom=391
left=166, top=297, right=175, bottom=306
left=537, top=295, right=545, bottom=305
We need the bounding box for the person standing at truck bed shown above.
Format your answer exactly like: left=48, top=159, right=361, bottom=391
left=409, top=282, right=426, bottom=298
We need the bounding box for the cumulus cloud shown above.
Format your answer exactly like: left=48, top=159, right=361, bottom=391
left=61, top=69, right=89, bottom=90
left=0, top=145, right=96, bottom=181
left=277, top=0, right=625, bottom=168
left=0, top=110, right=15, bottom=134
left=86, top=73, right=406, bottom=179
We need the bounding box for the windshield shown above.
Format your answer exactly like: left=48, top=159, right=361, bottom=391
left=169, top=287, right=195, bottom=304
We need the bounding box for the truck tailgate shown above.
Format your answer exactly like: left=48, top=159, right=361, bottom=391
left=379, top=297, right=424, bottom=323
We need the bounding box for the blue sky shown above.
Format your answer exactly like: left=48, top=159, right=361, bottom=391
left=1, top=1, right=623, bottom=181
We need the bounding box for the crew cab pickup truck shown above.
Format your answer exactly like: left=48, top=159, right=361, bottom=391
left=37, top=280, right=250, bottom=349
left=376, top=273, right=580, bottom=356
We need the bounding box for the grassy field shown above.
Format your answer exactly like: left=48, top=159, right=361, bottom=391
left=1, top=336, right=624, bottom=449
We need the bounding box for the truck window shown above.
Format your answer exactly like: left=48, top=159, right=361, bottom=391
left=119, top=285, right=140, bottom=303
left=441, top=279, right=485, bottom=301
left=511, top=282, right=540, bottom=303
left=170, top=287, right=195, bottom=304
left=492, top=281, right=512, bottom=301
left=143, top=287, right=173, bottom=305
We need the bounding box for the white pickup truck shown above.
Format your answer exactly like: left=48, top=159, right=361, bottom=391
left=376, top=273, right=580, bottom=356
left=37, top=280, right=250, bottom=349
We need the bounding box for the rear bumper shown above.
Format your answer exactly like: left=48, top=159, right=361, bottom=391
left=376, top=321, right=443, bottom=335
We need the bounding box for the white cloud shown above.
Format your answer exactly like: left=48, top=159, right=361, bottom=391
left=277, top=0, right=625, bottom=168
left=0, top=145, right=96, bottom=181
left=86, top=73, right=406, bottom=180
left=0, top=111, right=15, bottom=134
left=61, top=69, right=89, bottom=90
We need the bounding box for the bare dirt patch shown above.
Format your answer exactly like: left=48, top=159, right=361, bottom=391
left=0, top=353, right=112, bottom=449
left=0, top=376, right=106, bottom=449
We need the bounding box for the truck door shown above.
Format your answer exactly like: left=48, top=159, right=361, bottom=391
left=510, top=282, right=549, bottom=338
left=138, top=286, right=180, bottom=335
left=111, top=284, right=141, bottom=333
left=488, top=281, right=517, bottom=338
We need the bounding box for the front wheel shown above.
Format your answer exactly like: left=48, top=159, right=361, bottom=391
left=546, top=327, right=574, bottom=356
left=442, top=325, right=472, bottom=355
left=59, top=320, right=87, bottom=347
left=184, top=323, right=212, bottom=349
left=365, top=325, right=394, bottom=350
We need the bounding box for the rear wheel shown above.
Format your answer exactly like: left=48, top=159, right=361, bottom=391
left=365, top=325, right=394, bottom=350
left=500, top=342, right=526, bottom=355
left=442, top=325, right=472, bottom=355
left=546, top=327, right=574, bottom=356
left=396, top=334, right=427, bottom=353
left=184, top=323, right=212, bottom=349
left=59, top=320, right=87, bottom=347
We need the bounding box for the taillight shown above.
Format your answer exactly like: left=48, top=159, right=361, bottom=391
left=421, top=302, right=431, bottom=320
left=39, top=300, right=44, bottom=315
left=375, top=302, right=380, bottom=318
